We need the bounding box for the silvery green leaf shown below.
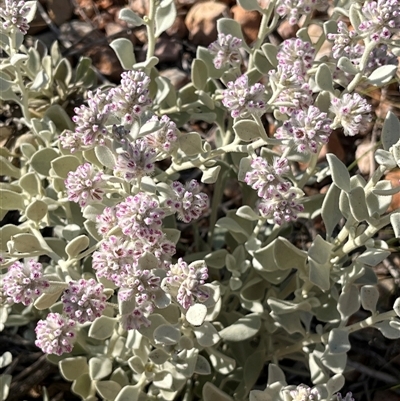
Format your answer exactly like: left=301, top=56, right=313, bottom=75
left=382, top=111, right=400, bottom=151
left=0, top=225, right=24, bottom=251
left=20, top=142, right=36, bottom=159
left=375, top=149, right=396, bottom=168
left=134, top=56, right=159, bottom=70
left=308, top=235, right=333, bottom=264
left=25, top=199, right=47, bottom=222
left=163, top=228, right=181, bottom=244
left=327, top=154, right=351, bottom=192
left=197, top=90, right=215, bottom=110
left=153, top=371, right=174, bottom=389
left=328, top=329, right=350, bottom=354
left=326, top=374, right=345, bottom=398
left=315, top=64, right=334, bottom=92
left=0, top=374, right=11, bottom=401
left=51, top=155, right=81, bottom=179
left=155, top=0, right=177, bottom=37
left=110, top=38, right=136, bottom=70
left=154, top=324, right=180, bottom=345
left=219, top=314, right=261, bottom=341
left=337, top=56, right=358, bottom=74
left=192, top=59, right=208, bottom=90
left=110, top=368, right=129, bottom=388
left=186, top=303, right=208, bottom=326
left=360, top=285, right=379, bottom=313
left=59, top=357, right=89, bottom=381
left=367, top=65, right=398, bottom=86
left=309, top=259, right=331, bottom=291
left=0, top=190, right=24, bottom=210
left=268, top=298, right=313, bottom=314
left=0, top=157, right=17, bottom=178
left=320, top=347, right=347, bottom=374
left=0, top=76, right=11, bottom=92
left=216, top=216, right=248, bottom=235
left=114, top=386, right=141, bottom=401
left=30, top=148, right=59, bottom=176
left=368, top=180, right=392, bottom=214
left=321, top=184, right=342, bottom=238
left=236, top=205, right=259, bottom=221
left=202, top=382, right=234, bottom=401
left=357, top=248, right=390, bottom=266
left=89, top=356, right=112, bottom=380
left=254, top=51, right=273, bottom=74
left=375, top=319, right=400, bottom=339
left=30, top=70, right=49, bottom=90
left=349, top=3, right=362, bottom=33
left=193, top=322, right=220, bottom=347
left=337, top=285, right=360, bottom=320
left=338, top=191, right=350, bottom=219
left=233, top=119, right=263, bottom=141
left=10, top=53, right=28, bottom=65
left=119, top=8, right=144, bottom=26
left=196, top=46, right=223, bottom=79
left=314, top=90, right=332, bottom=113
left=261, top=43, right=278, bottom=68
left=95, top=381, right=121, bottom=400
left=236, top=350, right=264, bottom=400
left=296, top=27, right=311, bottom=42
left=273, top=237, right=307, bottom=270
left=324, top=20, right=338, bottom=35
left=71, top=374, right=96, bottom=400
left=24, top=1, right=38, bottom=23
left=238, top=0, right=262, bottom=11
left=194, top=354, right=211, bottom=375
left=241, top=277, right=265, bottom=301
left=61, top=224, right=84, bottom=242
left=88, top=316, right=116, bottom=340
left=65, top=235, right=89, bottom=259
left=149, top=348, right=170, bottom=365
left=128, top=356, right=145, bottom=374
left=390, top=212, right=400, bottom=238
left=179, top=132, right=203, bottom=156
left=217, top=19, right=249, bottom=51
left=54, top=58, right=72, bottom=86
left=394, top=298, right=400, bottom=317
left=348, top=186, right=369, bottom=222
left=9, top=233, right=43, bottom=253
left=371, top=185, right=400, bottom=196
left=0, top=352, right=11, bottom=369
left=94, top=145, right=116, bottom=170
left=201, top=165, right=221, bottom=184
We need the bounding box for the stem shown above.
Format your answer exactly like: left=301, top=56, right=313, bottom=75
left=145, top=0, right=157, bottom=61
left=297, top=151, right=319, bottom=189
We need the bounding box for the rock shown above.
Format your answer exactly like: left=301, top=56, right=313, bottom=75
left=166, top=14, right=188, bottom=39
left=46, top=0, right=74, bottom=26
left=129, top=0, right=149, bottom=16
left=159, top=68, right=189, bottom=89
left=154, top=38, right=183, bottom=64
left=277, top=20, right=298, bottom=40
left=185, top=1, right=230, bottom=46
left=231, top=4, right=261, bottom=44
left=87, top=45, right=124, bottom=81
left=384, top=170, right=400, bottom=212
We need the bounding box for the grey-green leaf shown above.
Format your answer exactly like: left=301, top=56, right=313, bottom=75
left=219, top=314, right=261, bottom=341
left=109, top=38, right=136, bottom=70
left=382, top=111, right=400, bottom=151
left=327, top=153, right=351, bottom=193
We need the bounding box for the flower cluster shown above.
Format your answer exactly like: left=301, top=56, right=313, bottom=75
left=165, top=180, right=209, bottom=223
left=208, top=33, right=243, bottom=69
left=359, top=0, right=400, bottom=42
left=35, top=313, right=77, bottom=356
left=289, top=384, right=321, bottom=401
left=245, top=157, right=304, bottom=225
left=275, top=0, right=326, bottom=26
left=222, top=75, right=266, bottom=118
left=330, top=93, right=372, bottom=136
left=3, top=260, right=49, bottom=306
left=61, top=279, right=107, bottom=324
left=0, top=0, right=31, bottom=34
left=108, top=70, right=152, bottom=124
left=337, top=392, right=355, bottom=401
left=162, top=259, right=209, bottom=309
left=144, top=115, right=178, bottom=154
left=327, top=21, right=364, bottom=61
left=275, top=106, right=332, bottom=154
left=65, top=162, right=106, bottom=207
left=114, top=139, right=157, bottom=183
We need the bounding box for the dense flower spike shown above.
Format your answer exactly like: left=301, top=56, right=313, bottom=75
left=337, top=392, right=355, bottom=401
left=114, top=139, right=157, bottom=183
left=65, top=163, right=105, bottom=207
left=144, top=115, right=178, bottom=153
left=92, top=235, right=134, bottom=285
left=275, top=0, right=326, bottom=25
left=35, top=313, right=77, bottom=356
left=258, top=188, right=304, bottom=225
left=118, top=269, right=160, bottom=303
left=0, top=0, right=31, bottom=34
left=3, top=260, right=49, bottom=306
left=208, top=33, right=243, bottom=69
left=71, top=89, right=111, bottom=148
left=116, top=193, right=165, bottom=242
left=359, top=0, right=400, bottom=42
left=163, top=259, right=209, bottom=309
left=245, top=157, right=291, bottom=200
left=289, top=384, right=321, bottom=401
left=165, top=180, right=209, bottom=223
left=275, top=106, right=332, bottom=154
left=222, top=75, right=266, bottom=118
left=96, top=206, right=118, bottom=237
left=108, top=70, right=152, bottom=123
left=327, top=21, right=364, bottom=61
left=277, top=38, right=315, bottom=75
left=120, top=300, right=153, bottom=330
left=61, top=279, right=107, bottom=324
left=330, top=93, right=372, bottom=136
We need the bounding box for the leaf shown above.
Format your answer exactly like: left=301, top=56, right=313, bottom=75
left=179, top=132, right=203, bottom=156
left=360, top=285, right=379, bottom=313
left=201, top=165, right=221, bottom=184
left=374, top=149, right=397, bottom=169
left=89, top=356, right=112, bottom=380
left=0, top=190, right=24, bottom=210
left=326, top=374, right=345, bottom=398
left=25, top=200, right=48, bottom=222
left=237, top=0, right=262, bottom=11
left=59, top=357, right=89, bottom=381
left=194, top=355, right=212, bottom=375
left=192, top=59, right=208, bottom=90
left=95, top=145, right=116, bottom=169
left=10, top=233, right=43, bottom=253
left=315, top=63, right=334, bottom=92
left=65, top=235, right=89, bottom=259
left=217, top=19, right=249, bottom=51
left=202, top=382, right=234, bottom=401
left=337, top=285, right=360, bottom=321
left=88, top=316, right=116, bottom=340
left=34, top=286, right=64, bottom=310
left=193, top=322, right=220, bottom=347
left=95, top=380, right=122, bottom=400
left=153, top=324, right=180, bottom=345
left=367, top=64, right=398, bottom=86
left=148, top=348, right=170, bottom=365
left=328, top=329, right=350, bottom=354
left=51, top=155, right=81, bottom=179
left=30, top=148, right=59, bottom=176
left=0, top=374, right=12, bottom=401
left=186, top=303, right=208, bottom=326
left=326, top=153, right=351, bottom=192
left=236, top=205, right=259, bottom=221
left=309, top=259, right=331, bottom=291
left=390, top=212, right=400, bottom=238
left=118, top=8, right=144, bottom=26
left=114, top=385, right=141, bottom=401
left=308, top=235, right=333, bottom=265
left=382, top=111, right=400, bottom=151
left=154, top=0, right=177, bottom=37
left=337, top=56, right=358, bottom=74
left=109, top=38, right=136, bottom=70
left=348, top=186, right=369, bottom=222
left=233, top=119, right=263, bottom=141
left=219, top=314, right=261, bottom=341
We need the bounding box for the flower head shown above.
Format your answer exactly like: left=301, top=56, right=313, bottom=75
left=277, top=38, right=315, bottom=75
left=96, top=206, right=118, bottom=237
left=289, top=384, right=321, bottom=401
left=144, top=115, right=178, bottom=154
left=118, top=268, right=160, bottom=303
left=163, top=259, right=209, bottom=309
left=114, top=139, right=156, bottom=183
left=165, top=180, right=209, bottom=223
left=327, top=21, right=364, bottom=61
left=330, top=93, right=372, bottom=136
left=337, top=392, right=355, bottom=401
left=61, top=279, right=107, bottom=324
left=275, top=0, right=326, bottom=25
left=276, top=106, right=332, bottom=154
left=0, top=0, right=31, bottom=34
left=359, top=0, right=400, bottom=42
left=120, top=300, right=154, bottom=330
left=222, top=75, right=266, bottom=118
left=35, top=313, right=77, bottom=356
left=65, top=163, right=105, bottom=207
left=108, top=70, right=152, bottom=124
left=208, top=33, right=243, bottom=69
left=3, top=260, right=49, bottom=306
